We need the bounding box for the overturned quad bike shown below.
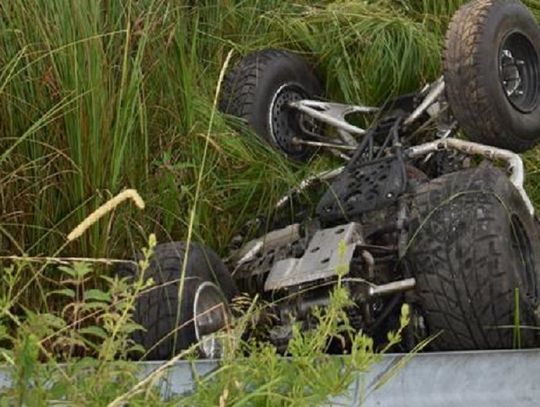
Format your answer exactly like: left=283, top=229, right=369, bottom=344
left=124, top=0, right=540, bottom=359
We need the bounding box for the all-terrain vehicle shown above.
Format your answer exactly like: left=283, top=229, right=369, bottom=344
left=124, top=0, right=540, bottom=359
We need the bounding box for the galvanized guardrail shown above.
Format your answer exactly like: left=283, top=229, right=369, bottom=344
left=1, top=350, right=538, bottom=405
left=132, top=349, right=540, bottom=406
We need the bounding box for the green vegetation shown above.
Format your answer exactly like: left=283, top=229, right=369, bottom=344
left=0, top=0, right=540, bottom=404
left=0, top=234, right=413, bottom=405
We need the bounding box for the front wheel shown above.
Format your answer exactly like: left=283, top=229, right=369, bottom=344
left=406, top=164, right=540, bottom=350
left=219, top=49, right=322, bottom=160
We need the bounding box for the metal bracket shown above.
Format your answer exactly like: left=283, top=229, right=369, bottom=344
left=289, top=100, right=378, bottom=141
left=406, top=137, right=534, bottom=215
left=264, top=223, right=363, bottom=291
left=287, top=79, right=446, bottom=153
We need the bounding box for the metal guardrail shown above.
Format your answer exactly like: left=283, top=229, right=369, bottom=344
left=131, top=349, right=540, bottom=406
left=1, top=350, right=538, bottom=405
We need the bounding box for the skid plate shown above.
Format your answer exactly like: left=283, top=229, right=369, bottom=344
left=264, top=223, right=363, bottom=291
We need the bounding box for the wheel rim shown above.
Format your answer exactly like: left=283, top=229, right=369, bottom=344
left=268, top=83, right=311, bottom=157
left=193, top=282, right=230, bottom=358
left=510, top=215, right=537, bottom=303
left=499, top=32, right=539, bottom=113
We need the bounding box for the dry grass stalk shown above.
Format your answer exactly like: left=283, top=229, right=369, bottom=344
left=67, top=189, right=145, bottom=242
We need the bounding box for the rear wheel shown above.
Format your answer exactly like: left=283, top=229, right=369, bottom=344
left=406, top=164, right=540, bottom=350
left=219, top=49, right=322, bottom=160
left=443, top=0, right=540, bottom=152
left=120, top=241, right=237, bottom=359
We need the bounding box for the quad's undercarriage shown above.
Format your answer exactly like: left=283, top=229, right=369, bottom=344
left=126, top=0, right=540, bottom=359
left=225, top=77, right=537, bottom=350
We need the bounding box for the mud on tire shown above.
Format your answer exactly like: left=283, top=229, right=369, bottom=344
left=406, top=164, right=540, bottom=350
left=443, top=0, right=540, bottom=152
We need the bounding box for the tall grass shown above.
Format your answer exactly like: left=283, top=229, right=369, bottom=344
left=0, top=233, right=415, bottom=405
left=0, top=1, right=441, bottom=253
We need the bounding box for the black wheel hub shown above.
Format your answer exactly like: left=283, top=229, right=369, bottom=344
left=269, top=83, right=312, bottom=157
left=499, top=32, right=539, bottom=113
left=510, top=215, right=538, bottom=303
